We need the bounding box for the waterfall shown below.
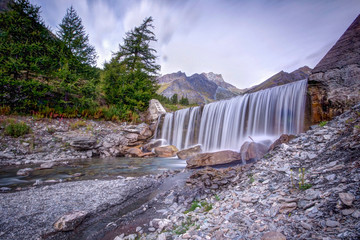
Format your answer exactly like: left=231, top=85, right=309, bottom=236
left=156, top=79, right=307, bottom=152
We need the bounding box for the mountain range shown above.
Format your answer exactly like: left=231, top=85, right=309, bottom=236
left=157, top=66, right=312, bottom=104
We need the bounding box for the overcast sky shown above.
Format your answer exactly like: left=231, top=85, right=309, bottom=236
left=31, top=0, right=360, bottom=89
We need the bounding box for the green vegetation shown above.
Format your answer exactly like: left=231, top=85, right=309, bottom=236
left=173, top=216, right=198, bottom=235
left=183, top=200, right=213, bottom=214
left=0, top=1, right=163, bottom=122
left=70, top=120, right=87, bottom=130
left=298, top=168, right=312, bottom=190
left=214, top=194, right=220, bottom=201
left=103, top=17, right=160, bottom=113
left=319, top=121, right=328, bottom=127
left=184, top=200, right=201, bottom=214
left=3, top=120, right=31, bottom=137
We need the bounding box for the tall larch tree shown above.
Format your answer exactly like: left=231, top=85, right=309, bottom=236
left=104, top=16, right=160, bottom=112
left=57, top=6, right=97, bottom=68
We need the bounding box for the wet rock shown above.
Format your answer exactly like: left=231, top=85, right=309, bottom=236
left=339, top=192, right=355, bottom=206
left=40, top=162, right=55, bottom=169
left=240, top=141, right=269, bottom=162
left=261, top=231, right=286, bottom=240
left=154, top=145, right=178, bottom=158
left=125, top=147, right=144, bottom=157
left=177, top=145, right=202, bottom=160
left=17, top=168, right=34, bottom=176
left=0, top=187, right=11, bottom=192
left=142, top=139, right=164, bottom=152
left=187, top=150, right=241, bottom=168
left=53, top=211, right=88, bottom=231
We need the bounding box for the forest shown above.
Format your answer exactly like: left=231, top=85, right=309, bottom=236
left=0, top=0, right=189, bottom=122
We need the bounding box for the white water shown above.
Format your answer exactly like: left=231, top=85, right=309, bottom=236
left=156, top=79, right=307, bottom=152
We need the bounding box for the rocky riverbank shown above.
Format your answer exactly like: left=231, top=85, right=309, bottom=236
left=111, top=103, right=360, bottom=240
left=0, top=116, right=157, bottom=166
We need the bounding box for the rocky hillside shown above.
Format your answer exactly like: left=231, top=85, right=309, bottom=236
left=113, top=102, right=360, bottom=240
left=245, top=66, right=312, bottom=94
left=157, top=72, right=243, bottom=104
left=308, top=14, right=360, bottom=123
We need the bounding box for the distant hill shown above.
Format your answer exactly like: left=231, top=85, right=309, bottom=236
left=157, top=72, right=244, bottom=104
left=244, top=66, right=312, bottom=94
left=157, top=66, right=312, bottom=105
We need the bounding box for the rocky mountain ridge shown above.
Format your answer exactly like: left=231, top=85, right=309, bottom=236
left=157, top=71, right=242, bottom=104
left=157, top=66, right=311, bottom=105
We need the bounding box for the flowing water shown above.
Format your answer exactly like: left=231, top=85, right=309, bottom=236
left=156, top=79, right=307, bottom=152
left=0, top=157, right=186, bottom=191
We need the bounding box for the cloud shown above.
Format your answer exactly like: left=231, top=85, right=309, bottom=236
left=31, top=0, right=360, bottom=88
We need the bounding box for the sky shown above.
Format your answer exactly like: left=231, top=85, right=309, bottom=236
left=31, top=0, right=360, bottom=89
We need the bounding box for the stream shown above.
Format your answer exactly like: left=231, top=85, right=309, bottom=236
left=0, top=157, right=186, bottom=191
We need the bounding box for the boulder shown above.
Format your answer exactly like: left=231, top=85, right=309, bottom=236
left=125, top=147, right=144, bottom=157
left=147, top=99, right=166, bottom=122
left=269, top=134, right=296, bottom=151
left=142, top=139, right=164, bottom=152
left=53, top=211, right=88, bottom=231
left=186, top=150, right=242, bottom=168
left=40, top=162, right=56, bottom=169
left=154, top=145, right=178, bottom=158
left=177, top=145, right=202, bottom=160
left=69, top=137, right=97, bottom=150
left=240, top=141, right=269, bottom=162
left=17, top=168, right=34, bottom=176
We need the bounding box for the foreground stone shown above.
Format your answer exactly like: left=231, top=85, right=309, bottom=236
left=16, top=168, right=33, bottom=176
left=240, top=141, right=269, bottom=162
left=176, top=145, right=202, bottom=160
left=154, top=145, right=178, bottom=157
left=186, top=150, right=242, bottom=168
left=53, top=211, right=88, bottom=231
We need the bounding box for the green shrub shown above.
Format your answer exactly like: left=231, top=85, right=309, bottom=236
left=4, top=121, right=31, bottom=137
left=319, top=121, right=328, bottom=127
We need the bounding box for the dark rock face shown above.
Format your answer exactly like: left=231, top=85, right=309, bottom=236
left=308, top=14, right=360, bottom=123
left=186, top=150, right=242, bottom=168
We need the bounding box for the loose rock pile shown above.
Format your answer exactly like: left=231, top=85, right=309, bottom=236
left=114, top=103, right=360, bottom=239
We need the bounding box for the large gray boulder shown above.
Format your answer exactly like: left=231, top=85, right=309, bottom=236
left=186, top=150, right=242, bottom=168
left=240, top=141, right=269, bottom=162
left=177, top=145, right=202, bottom=160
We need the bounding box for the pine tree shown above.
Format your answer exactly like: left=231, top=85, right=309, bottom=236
left=104, top=16, right=160, bottom=112
left=57, top=6, right=97, bottom=67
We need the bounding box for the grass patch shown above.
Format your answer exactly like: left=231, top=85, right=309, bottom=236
left=70, top=120, right=87, bottom=130
left=4, top=121, right=31, bottom=137
left=319, top=121, right=328, bottom=127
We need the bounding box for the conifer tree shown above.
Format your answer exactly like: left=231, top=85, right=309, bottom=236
left=104, top=16, right=160, bottom=112
left=57, top=6, right=97, bottom=67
